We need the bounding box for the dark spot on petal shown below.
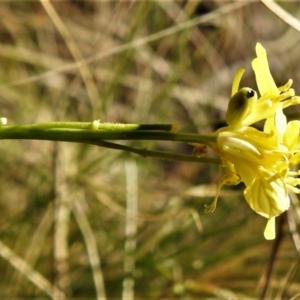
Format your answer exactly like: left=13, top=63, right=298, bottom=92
left=247, top=89, right=255, bottom=98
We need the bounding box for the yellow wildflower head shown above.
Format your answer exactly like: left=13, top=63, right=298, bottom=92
left=209, top=43, right=300, bottom=240
left=226, top=43, right=300, bottom=128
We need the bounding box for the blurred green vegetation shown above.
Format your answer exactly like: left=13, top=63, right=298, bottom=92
left=0, top=1, right=300, bottom=299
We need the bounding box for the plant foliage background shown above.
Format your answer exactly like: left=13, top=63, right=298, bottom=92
left=0, top=1, right=300, bottom=299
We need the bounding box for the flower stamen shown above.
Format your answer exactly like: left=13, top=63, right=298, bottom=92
left=205, top=172, right=240, bottom=213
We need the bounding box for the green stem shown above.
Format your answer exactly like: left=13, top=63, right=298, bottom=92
left=0, top=121, right=219, bottom=164
left=9, top=122, right=176, bottom=132
left=88, top=140, right=221, bottom=165
left=0, top=126, right=217, bottom=145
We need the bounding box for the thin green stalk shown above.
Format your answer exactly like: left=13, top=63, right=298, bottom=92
left=87, top=140, right=221, bottom=165
left=0, top=122, right=219, bottom=164
left=6, top=122, right=176, bottom=132
left=0, top=125, right=217, bottom=145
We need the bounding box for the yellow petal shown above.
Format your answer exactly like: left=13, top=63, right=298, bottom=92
left=244, top=171, right=289, bottom=218
left=263, top=106, right=287, bottom=147
left=264, top=217, right=276, bottom=240
left=231, top=68, right=245, bottom=96
left=242, top=99, right=273, bottom=126
left=252, top=43, right=278, bottom=97
left=283, top=120, right=300, bottom=150
left=217, top=129, right=283, bottom=168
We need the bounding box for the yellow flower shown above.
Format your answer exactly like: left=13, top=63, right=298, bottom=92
left=207, top=43, right=300, bottom=240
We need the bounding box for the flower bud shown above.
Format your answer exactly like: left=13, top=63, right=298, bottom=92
left=225, top=88, right=257, bottom=127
